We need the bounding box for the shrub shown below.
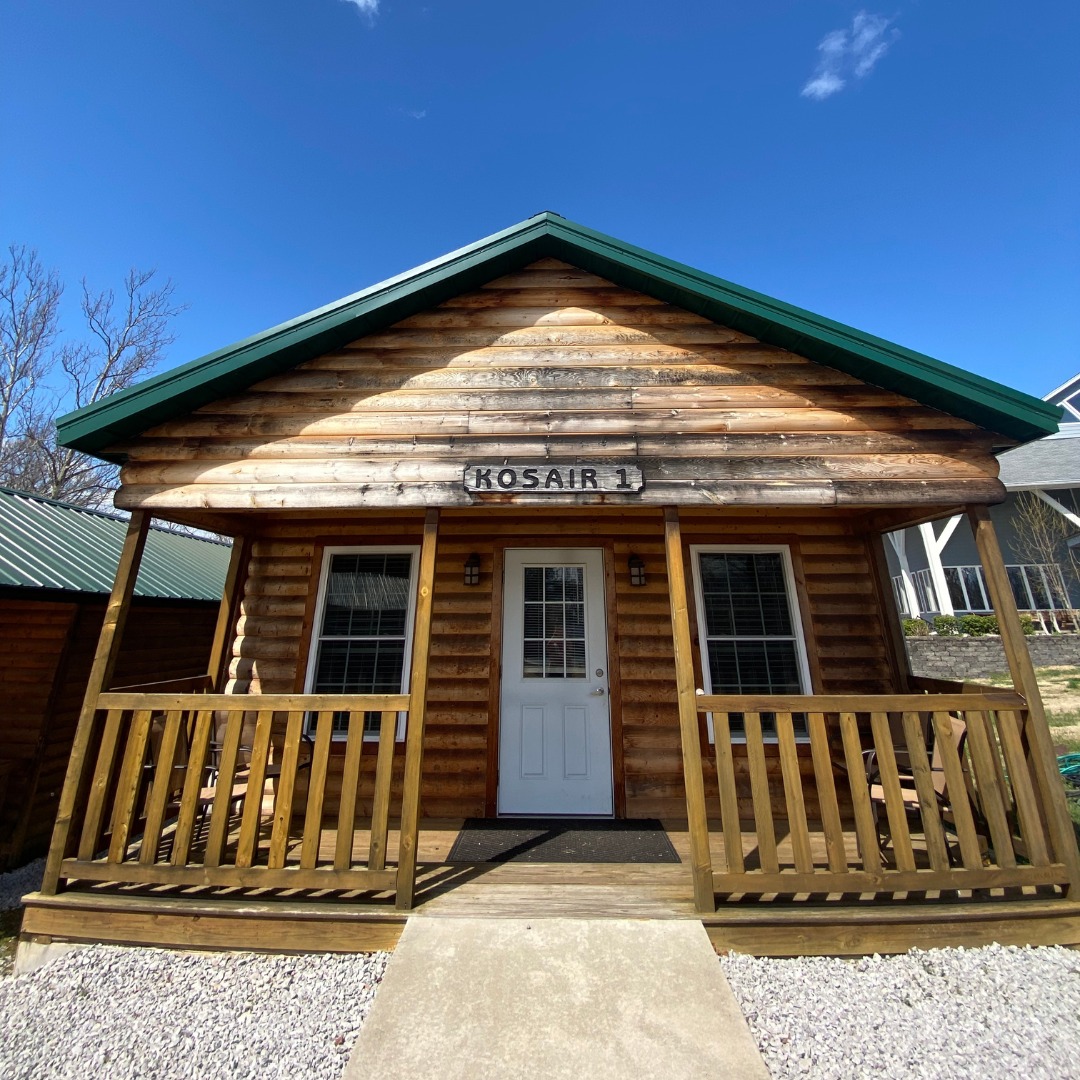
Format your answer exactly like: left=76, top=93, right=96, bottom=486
left=1019, top=613, right=1037, bottom=636
left=932, top=615, right=962, bottom=636
left=960, top=614, right=999, bottom=636
left=902, top=617, right=930, bottom=637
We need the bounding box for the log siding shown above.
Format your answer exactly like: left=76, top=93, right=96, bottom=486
left=113, top=260, right=1004, bottom=512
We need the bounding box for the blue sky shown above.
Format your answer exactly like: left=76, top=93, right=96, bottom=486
left=3, top=1, right=1077, bottom=398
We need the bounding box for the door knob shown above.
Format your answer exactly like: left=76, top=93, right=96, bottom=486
left=592, top=687, right=606, bottom=696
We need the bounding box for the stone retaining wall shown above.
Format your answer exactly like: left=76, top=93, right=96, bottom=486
left=905, top=634, right=1080, bottom=680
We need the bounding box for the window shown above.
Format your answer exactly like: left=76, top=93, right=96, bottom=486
left=912, top=568, right=938, bottom=614
left=691, top=547, right=812, bottom=743
left=304, top=547, right=419, bottom=740
left=891, top=575, right=910, bottom=616
left=943, top=565, right=991, bottom=612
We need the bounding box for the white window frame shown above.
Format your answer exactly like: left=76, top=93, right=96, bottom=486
left=690, top=545, right=813, bottom=744
left=303, top=545, right=420, bottom=742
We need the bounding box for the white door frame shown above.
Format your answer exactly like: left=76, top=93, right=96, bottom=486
left=497, top=547, right=614, bottom=816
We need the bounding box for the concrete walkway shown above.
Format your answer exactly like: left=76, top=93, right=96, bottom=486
left=345, top=917, right=769, bottom=1080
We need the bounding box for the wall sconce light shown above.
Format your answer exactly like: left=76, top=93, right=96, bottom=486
left=464, top=553, right=481, bottom=586
left=628, top=554, right=646, bottom=587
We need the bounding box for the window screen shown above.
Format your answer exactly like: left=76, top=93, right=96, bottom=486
left=309, top=552, right=414, bottom=737
left=697, top=550, right=807, bottom=741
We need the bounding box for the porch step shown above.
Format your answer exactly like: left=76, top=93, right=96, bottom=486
left=345, top=916, right=769, bottom=1080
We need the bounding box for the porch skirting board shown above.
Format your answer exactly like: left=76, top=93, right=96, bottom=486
left=20, top=889, right=1080, bottom=958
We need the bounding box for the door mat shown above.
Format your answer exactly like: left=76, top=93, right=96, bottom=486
left=446, top=818, right=681, bottom=864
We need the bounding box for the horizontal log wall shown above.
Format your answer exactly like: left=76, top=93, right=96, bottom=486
left=228, top=507, right=892, bottom=821
left=114, top=259, right=1004, bottom=511
left=0, top=597, right=219, bottom=868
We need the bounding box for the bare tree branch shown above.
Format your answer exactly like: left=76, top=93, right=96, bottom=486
left=0, top=245, right=63, bottom=455
left=0, top=246, right=183, bottom=508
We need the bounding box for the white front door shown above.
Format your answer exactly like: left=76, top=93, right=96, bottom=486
left=498, top=548, right=613, bottom=816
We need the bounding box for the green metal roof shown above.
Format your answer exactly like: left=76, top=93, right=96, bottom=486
left=56, top=212, right=1061, bottom=457
left=0, top=487, right=230, bottom=600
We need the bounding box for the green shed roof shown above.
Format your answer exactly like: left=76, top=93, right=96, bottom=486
left=0, top=487, right=230, bottom=600
left=56, top=213, right=1060, bottom=456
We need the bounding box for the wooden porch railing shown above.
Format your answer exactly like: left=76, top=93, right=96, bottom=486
left=52, top=691, right=409, bottom=895
left=698, top=691, right=1078, bottom=897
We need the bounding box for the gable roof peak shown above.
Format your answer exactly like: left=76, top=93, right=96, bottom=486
left=56, top=214, right=1060, bottom=458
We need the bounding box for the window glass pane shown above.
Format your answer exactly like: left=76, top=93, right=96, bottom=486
left=945, top=566, right=966, bottom=609
left=1026, top=566, right=1051, bottom=607
left=1006, top=565, right=1030, bottom=608
left=962, top=566, right=987, bottom=610
left=321, top=553, right=411, bottom=637
left=312, top=640, right=406, bottom=694
left=699, top=553, right=792, bottom=637
left=707, top=640, right=801, bottom=694
left=524, top=567, right=543, bottom=602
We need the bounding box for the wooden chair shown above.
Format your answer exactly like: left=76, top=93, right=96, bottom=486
left=864, top=714, right=971, bottom=863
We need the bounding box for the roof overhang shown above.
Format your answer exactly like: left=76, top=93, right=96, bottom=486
left=57, top=213, right=1062, bottom=461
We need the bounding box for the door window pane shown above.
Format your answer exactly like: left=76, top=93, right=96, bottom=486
left=522, top=565, right=587, bottom=679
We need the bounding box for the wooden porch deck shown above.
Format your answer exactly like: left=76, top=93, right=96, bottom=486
left=22, top=818, right=1080, bottom=956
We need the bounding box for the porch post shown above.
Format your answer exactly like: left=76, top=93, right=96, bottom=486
left=968, top=504, right=1080, bottom=892
left=41, top=511, right=152, bottom=895
left=206, top=535, right=249, bottom=691
left=663, top=507, right=715, bottom=913
left=396, top=508, right=439, bottom=909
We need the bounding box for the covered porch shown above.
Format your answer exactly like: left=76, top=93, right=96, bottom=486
left=22, top=502, right=1080, bottom=956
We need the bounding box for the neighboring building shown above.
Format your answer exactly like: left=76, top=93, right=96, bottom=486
left=0, top=488, right=231, bottom=868
left=885, top=375, right=1080, bottom=629
left=20, top=214, right=1080, bottom=956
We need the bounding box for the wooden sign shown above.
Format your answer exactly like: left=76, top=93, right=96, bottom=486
left=464, top=464, right=645, bottom=494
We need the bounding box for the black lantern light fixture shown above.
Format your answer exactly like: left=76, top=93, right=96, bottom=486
left=464, top=553, right=481, bottom=586
left=628, top=554, right=646, bottom=587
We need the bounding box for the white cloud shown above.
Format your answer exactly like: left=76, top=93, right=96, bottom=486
left=340, top=0, right=379, bottom=16
left=407, top=109, right=427, bottom=120
left=801, top=12, right=898, bottom=101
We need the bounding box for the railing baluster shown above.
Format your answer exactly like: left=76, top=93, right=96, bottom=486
left=172, top=709, right=214, bottom=866
left=901, top=711, right=950, bottom=872
left=963, top=710, right=1017, bottom=869
left=712, top=712, right=744, bottom=874
left=369, top=711, right=398, bottom=871
left=868, top=711, right=915, bottom=872
left=78, top=709, right=124, bottom=860
left=807, top=712, right=847, bottom=872
left=776, top=712, right=813, bottom=874
left=335, top=708, right=367, bottom=870
left=204, top=709, right=245, bottom=868
left=996, top=709, right=1051, bottom=866
left=744, top=713, right=778, bottom=874
left=299, top=710, right=335, bottom=869
left=234, top=710, right=274, bottom=869
left=930, top=711, right=984, bottom=870
left=107, top=709, right=154, bottom=863
left=839, top=712, right=882, bottom=875
left=268, top=710, right=305, bottom=870
left=139, top=710, right=183, bottom=865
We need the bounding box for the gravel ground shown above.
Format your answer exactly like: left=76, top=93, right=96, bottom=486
left=721, top=944, right=1080, bottom=1080
left=0, top=945, right=388, bottom=1080
left=0, top=858, right=44, bottom=910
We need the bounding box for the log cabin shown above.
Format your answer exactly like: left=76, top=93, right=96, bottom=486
left=21, top=213, right=1080, bottom=957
